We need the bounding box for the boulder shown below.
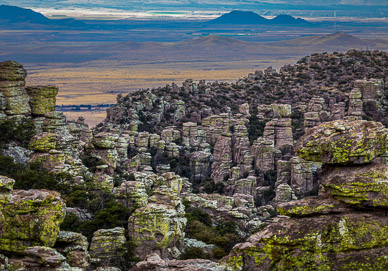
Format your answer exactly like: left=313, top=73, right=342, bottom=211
left=322, top=162, right=388, bottom=208
left=224, top=213, right=388, bottom=270
left=0, top=189, right=66, bottom=254
left=89, top=227, right=127, bottom=265
left=296, top=120, right=388, bottom=165
left=128, top=186, right=186, bottom=259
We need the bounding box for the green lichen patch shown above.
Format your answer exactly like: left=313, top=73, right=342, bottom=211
left=296, top=120, right=388, bottom=165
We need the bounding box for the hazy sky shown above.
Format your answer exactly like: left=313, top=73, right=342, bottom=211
left=6, top=0, right=388, bottom=8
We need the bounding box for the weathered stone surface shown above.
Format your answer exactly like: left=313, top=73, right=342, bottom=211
left=55, top=231, right=90, bottom=268
left=183, top=238, right=216, bottom=255
left=296, top=120, right=388, bottom=165
left=130, top=253, right=228, bottom=271
left=277, top=197, right=350, bottom=217
left=128, top=186, right=186, bottom=259
left=0, top=61, right=26, bottom=81
left=322, top=162, right=388, bottom=208
left=26, top=86, right=58, bottom=116
left=224, top=213, right=388, bottom=270
left=23, top=246, right=69, bottom=269
left=0, top=62, right=31, bottom=116
left=188, top=151, right=212, bottom=182
left=251, top=139, right=276, bottom=172
left=0, top=189, right=66, bottom=254
left=2, top=142, right=33, bottom=165
left=89, top=227, right=127, bottom=264
left=211, top=134, right=232, bottom=183
left=290, top=156, right=320, bottom=199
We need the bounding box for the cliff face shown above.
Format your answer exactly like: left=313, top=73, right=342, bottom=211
left=0, top=50, right=387, bottom=270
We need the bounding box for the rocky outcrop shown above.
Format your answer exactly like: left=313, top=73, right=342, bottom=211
left=89, top=227, right=127, bottom=266
left=130, top=253, right=228, bottom=271
left=0, top=184, right=66, bottom=254
left=224, top=120, right=388, bottom=270
left=128, top=186, right=186, bottom=260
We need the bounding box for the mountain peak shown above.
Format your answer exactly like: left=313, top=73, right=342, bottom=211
left=209, top=10, right=267, bottom=24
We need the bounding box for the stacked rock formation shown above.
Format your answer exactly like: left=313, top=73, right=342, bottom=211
left=0, top=61, right=30, bottom=118
left=224, top=119, right=388, bottom=270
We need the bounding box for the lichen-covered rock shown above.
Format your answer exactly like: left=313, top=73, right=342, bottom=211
left=296, top=120, right=388, bottom=165
left=0, top=176, right=14, bottom=204
left=0, top=61, right=31, bottom=116
left=322, top=162, right=388, bottom=208
left=0, top=61, right=26, bottom=81
left=2, top=142, right=33, bottom=165
left=116, top=181, right=149, bottom=209
left=89, top=227, right=127, bottom=264
left=277, top=197, right=350, bottom=217
left=26, top=86, right=58, bottom=116
left=224, top=213, right=388, bottom=270
left=128, top=186, right=186, bottom=259
left=130, top=253, right=228, bottom=271
left=29, top=132, right=58, bottom=152
left=54, top=231, right=90, bottom=269
left=0, top=189, right=66, bottom=254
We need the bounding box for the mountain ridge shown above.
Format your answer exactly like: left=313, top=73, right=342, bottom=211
left=208, top=10, right=310, bottom=25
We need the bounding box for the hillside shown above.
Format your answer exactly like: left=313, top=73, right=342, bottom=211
left=0, top=5, right=84, bottom=28
left=0, top=50, right=388, bottom=270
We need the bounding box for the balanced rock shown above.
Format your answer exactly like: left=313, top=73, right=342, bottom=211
left=26, top=86, right=58, bottom=116
left=296, top=120, right=388, bottom=165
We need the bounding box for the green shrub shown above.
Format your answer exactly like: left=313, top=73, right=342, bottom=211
left=0, top=118, right=35, bottom=148
left=180, top=247, right=210, bottom=260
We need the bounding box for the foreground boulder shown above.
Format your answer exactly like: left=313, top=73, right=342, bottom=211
left=0, top=186, right=66, bottom=254
left=224, top=120, right=388, bottom=270
left=296, top=120, right=388, bottom=165
left=225, top=213, right=388, bottom=270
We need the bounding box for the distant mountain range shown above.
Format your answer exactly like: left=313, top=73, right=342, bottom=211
left=0, top=5, right=311, bottom=30
left=208, top=10, right=310, bottom=25
left=0, top=5, right=84, bottom=28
